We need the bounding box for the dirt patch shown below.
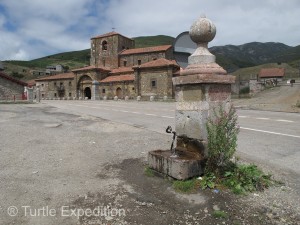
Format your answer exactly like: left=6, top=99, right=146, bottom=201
left=233, top=84, right=300, bottom=112
left=70, top=158, right=286, bottom=225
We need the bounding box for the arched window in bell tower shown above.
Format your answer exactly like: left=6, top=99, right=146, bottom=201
left=102, top=40, right=108, bottom=51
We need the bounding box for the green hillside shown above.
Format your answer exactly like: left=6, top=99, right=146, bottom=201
left=232, top=63, right=299, bottom=80
left=133, top=35, right=175, bottom=48
left=2, top=35, right=300, bottom=82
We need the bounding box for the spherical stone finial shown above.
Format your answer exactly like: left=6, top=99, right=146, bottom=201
left=189, top=17, right=216, bottom=44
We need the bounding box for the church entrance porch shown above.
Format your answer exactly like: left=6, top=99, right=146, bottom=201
left=77, top=75, right=92, bottom=99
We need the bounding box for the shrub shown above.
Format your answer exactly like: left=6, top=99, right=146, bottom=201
left=201, top=104, right=273, bottom=194
left=239, top=86, right=250, bottom=94
left=205, top=104, right=239, bottom=175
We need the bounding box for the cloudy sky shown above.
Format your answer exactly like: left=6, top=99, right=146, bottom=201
left=0, top=0, right=299, bottom=61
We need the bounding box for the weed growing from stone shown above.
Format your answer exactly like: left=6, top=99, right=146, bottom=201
left=144, top=166, right=155, bottom=177
left=205, top=104, right=239, bottom=175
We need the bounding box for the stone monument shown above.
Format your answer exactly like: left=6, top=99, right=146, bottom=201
left=148, top=16, right=235, bottom=180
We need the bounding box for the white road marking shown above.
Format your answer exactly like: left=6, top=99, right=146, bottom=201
left=68, top=104, right=173, bottom=118
left=256, top=117, right=270, bottom=120
left=239, top=115, right=294, bottom=123
left=276, top=119, right=293, bottom=123
left=145, top=113, right=158, bottom=116
left=161, top=116, right=175, bottom=119
left=240, top=127, right=300, bottom=139
left=131, top=112, right=142, bottom=114
left=69, top=104, right=296, bottom=125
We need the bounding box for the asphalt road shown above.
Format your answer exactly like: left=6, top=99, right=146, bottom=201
left=43, top=100, right=300, bottom=177
left=1, top=101, right=299, bottom=224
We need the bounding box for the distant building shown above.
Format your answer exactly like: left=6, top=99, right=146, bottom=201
left=45, top=64, right=65, bottom=75
left=258, top=68, right=285, bottom=82
left=32, top=70, right=46, bottom=76
left=0, top=71, right=27, bottom=100
left=35, top=73, right=75, bottom=99
left=35, top=31, right=180, bottom=100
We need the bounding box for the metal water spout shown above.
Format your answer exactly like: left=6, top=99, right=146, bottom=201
left=166, top=126, right=178, bottom=157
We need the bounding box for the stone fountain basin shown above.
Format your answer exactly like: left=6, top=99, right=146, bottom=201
left=148, top=149, right=205, bottom=180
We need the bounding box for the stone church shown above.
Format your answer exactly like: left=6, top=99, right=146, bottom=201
left=35, top=32, right=180, bottom=100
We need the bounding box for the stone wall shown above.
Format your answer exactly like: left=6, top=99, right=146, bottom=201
left=0, top=76, right=25, bottom=100
left=36, top=79, right=76, bottom=99
left=175, top=83, right=232, bottom=142
left=249, top=79, right=265, bottom=96
left=138, top=67, right=174, bottom=99
left=90, top=34, right=134, bottom=69
left=99, top=82, right=135, bottom=99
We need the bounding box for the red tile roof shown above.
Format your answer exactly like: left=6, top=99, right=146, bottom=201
left=120, top=45, right=172, bottom=55
left=259, top=68, right=285, bottom=78
left=134, top=58, right=179, bottom=69
left=26, top=79, right=36, bottom=87
left=72, top=65, right=110, bottom=72
left=91, top=31, right=133, bottom=40
left=109, top=67, right=134, bottom=75
left=100, top=75, right=134, bottom=83
left=0, top=72, right=27, bottom=86
left=35, top=72, right=75, bottom=81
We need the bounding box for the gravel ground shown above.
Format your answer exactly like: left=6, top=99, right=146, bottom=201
left=232, top=83, right=300, bottom=113
left=0, top=104, right=299, bottom=225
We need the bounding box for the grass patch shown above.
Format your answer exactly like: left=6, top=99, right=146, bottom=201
left=172, top=179, right=201, bottom=193
left=296, top=100, right=300, bottom=108
left=144, top=166, right=155, bottom=177
left=212, top=210, right=228, bottom=219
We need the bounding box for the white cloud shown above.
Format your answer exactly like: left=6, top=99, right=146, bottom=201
left=0, top=0, right=299, bottom=60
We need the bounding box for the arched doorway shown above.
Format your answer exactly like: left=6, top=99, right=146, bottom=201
left=77, top=75, right=92, bottom=99
left=84, top=87, right=91, bottom=99
left=116, top=87, right=122, bottom=99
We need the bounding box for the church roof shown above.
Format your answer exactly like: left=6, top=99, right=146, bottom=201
left=35, top=72, right=75, bottom=81
left=109, top=67, right=134, bottom=75
left=100, top=74, right=134, bottom=83
left=91, top=31, right=133, bottom=40
left=72, top=65, right=110, bottom=72
left=120, top=45, right=172, bottom=55
left=134, top=58, right=179, bottom=69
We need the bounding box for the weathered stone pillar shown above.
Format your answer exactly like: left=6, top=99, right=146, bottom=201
left=27, top=87, right=34, bottom=103
left=36, top=86, right=41, bottom=102
left=91, top=80, right=100, bottom=100
left=148, top=16, right=235, bottom=180
left=172, top=16, right=235, bottom=158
